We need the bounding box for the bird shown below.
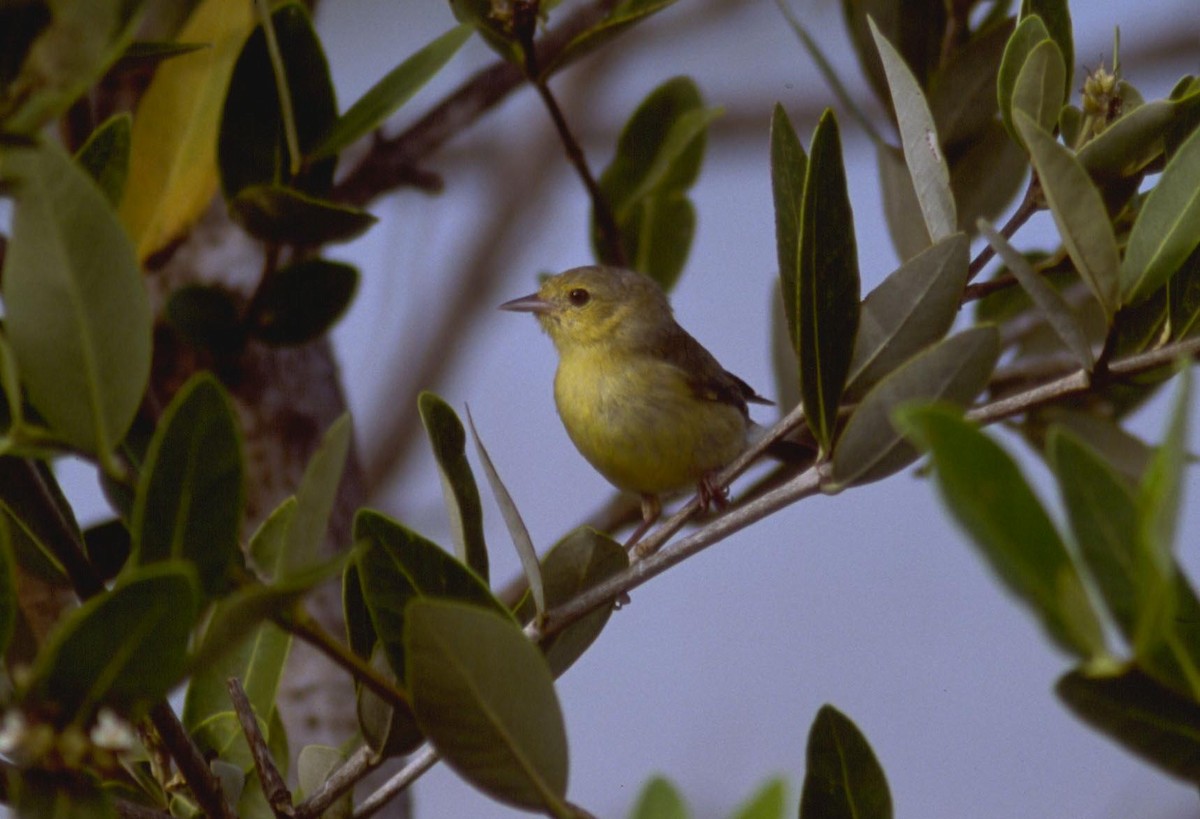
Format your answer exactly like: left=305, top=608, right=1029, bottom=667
left=500, top=265, right=773, bottom=547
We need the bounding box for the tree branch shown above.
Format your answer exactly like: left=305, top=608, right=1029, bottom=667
left=228, top=677, right=294, bottom=817
left=148, top=702, right=235, bottom=819
left=293, top=745, right=380, bottom=819
left=352, top=745, right=440, bottom=819
left=281, top=608, right=411, bottom=710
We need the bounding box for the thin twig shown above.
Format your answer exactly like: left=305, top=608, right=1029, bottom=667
left=280, top=608, right=411, bottom=710
left=228, top=677, right=295, bottom=817
left=965, top=180, right=1040, bottom=286
left=515, top=1, right=626, bottom=266
left=352, top=745, right=441, bottom=819
left=293, top=745, right=380, bottom=819
left=149, top=703, right=236, bottom=819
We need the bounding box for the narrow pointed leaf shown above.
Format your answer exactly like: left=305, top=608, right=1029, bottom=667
left=846, top=232, right=970, bottom=398
left=23, top=563, right=198, bottom=722
left=131, top=373, right=244, bottom=598
left=420, top=393, right=488, bottom=581
left=630, top=776, right=689, bottom=819
left=1168, top=244, right=1200, bottom=340
left=869, top=19, right=955, bottom=243
left=876, top=143, right=930, bottom=261
left=1015, top=111, right=1121, bottom=318
left=1078, top=99, right=1178, bottom=181
left=1057, top=666, right=1200, bottom=784
left=119, top=0, right=255, bottom=259
left=542, top=0, right=682, bottom=77
left=1139, top=367, right=1190, bottom=571
left=831, top=327, right=998, bottom=487
left=1121, top=125, right=1200, bottom=303
left=75, top=113, right=132, bottom=206
left=799, top=705, right=892, bottom=819
left=927, top=19, right=1013, bottom=147
left=770, top=103, right=807, bottom=304
left=229, top=184, right=376, bottom=245
left=277, top=413, right=351, bottom=578
left=467, top=410, right=542, bottom=615
left=405, top=599, right=570, bottom=813
left=1011, top=39, right=1065, bottom=141
left=2, top=140, right=152, bottom=465
left=897, top=405, right=1105, bottom=658
left=309, top=24, right=473, bottom=160
left=792, top=109, right=860, bottom=452
left=979, top=219, right=1094, bottom=369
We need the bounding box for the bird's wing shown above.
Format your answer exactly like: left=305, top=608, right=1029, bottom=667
left=651, top=322, right=773, bottom=414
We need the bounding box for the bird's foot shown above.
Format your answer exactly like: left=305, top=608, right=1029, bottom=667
left=697, top=473, right=729, bottom=513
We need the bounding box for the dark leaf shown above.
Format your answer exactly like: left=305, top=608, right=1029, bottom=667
left=799, top=704, right=892, bottom=819
left=74, top=113, right=131, bottom=206
left=247, top=258, right=359, bottom=346
left=927, top=19, right=1013, bottom=147
left=1021, top=0, right=1073, bottom=96
left=791, top=109, right=860, bottom=453
left=0, top=515, right=15, bottom=659
left=82, top=519, right=130, bottom=582
left=131, top=373, right=244, bottom=598
left=23, top=563, right=198, bottom=723
left=770, top=103, right=807, bottom=318
left=543, top=0, right=682, bottom=78
left=405, top=599, right=570, bottom=813
left=1057, top=666, right=1200, bottom=784
left=218, top=1, right=336, bottom=198
left=356, top=644, right=423, bottom=758
left=229, top=184, right=376, bottom=245
left=165, top=284, right=245, bottom=354
left=10, top=770, right=117, bottom=819
left=419, top=393, right=488, bottom=581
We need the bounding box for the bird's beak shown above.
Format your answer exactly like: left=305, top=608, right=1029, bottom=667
left=498, top=292, right=552, bottom=314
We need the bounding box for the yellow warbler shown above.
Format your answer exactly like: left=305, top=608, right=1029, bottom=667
left=500, top=265, right=771, bottom=543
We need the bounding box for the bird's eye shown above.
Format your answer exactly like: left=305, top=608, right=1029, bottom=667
left=568, top=288, right=590, bottom=306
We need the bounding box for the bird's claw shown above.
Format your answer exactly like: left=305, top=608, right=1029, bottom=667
left=697, top=473, right=729, bottom=512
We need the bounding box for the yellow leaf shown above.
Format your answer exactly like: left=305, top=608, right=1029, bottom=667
left=119, top=0, right=254, bottom=260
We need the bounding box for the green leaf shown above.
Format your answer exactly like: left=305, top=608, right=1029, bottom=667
left=1021, top=0, right=1073, bottom=97
left=228, top=184, right=376, bottom=245
left=1138, top=367, right=1190, bottom=582
left=845, top=232, right=970, bottom=399
left=0, top=514, right=16, bottom=660
left=770, top=103, right=808, bottom=312
left=119, top=40, right=210, bottom=63
left=897, top=405, right=1105, bottom=658
left=276, top=413, right=351, bottom=578
left=791, top=109, right=860, bottom=453
left=1057, top=666, right=1200, bottom=784
left=596, top=76, right=715, bottom=290
left=950, top=119, right=1029, bottom=233
left=246, top=258, right=360, bottom=346
left=978, top=219, right=1094, bottom=369
left=729, top=777, right=786, bottom=819
left=1015, top=111, right=1121, bottom=319
left=217, top=1, right=336, bottom=198
left=0, top=458, right=80, bottom=585
left=356, top=643, right=422, bottom=757
left=840, top=0, right=945, bottom=110
left=166, top=284, right=245, bottom=354
left=529, top=527, right=627, bottom=677
left=831, top=327, right=999, bottom=487
left=419, top=393, right=488, bottom=581
left=23, top=563, right=198, bottom=723
left=629, top=776, right=689, bottom=819
left=74, top=113, right=131, bottom=206
left=1121, top=125, right=1200, bottom=303
left=1, top=140, right=151, bottom=468
left=543, top=0, right=682, bottom=78
left=342, top=559, right=375, bottom=660
left=131, top=373, right=244, bottom=598
left=309, top=24, right=473, bottom=160
left=1011, top=38, right=1066, bottom=141
left=869, top=18, right=956, bottom=243
left=876, top=143, right=929, bottom=261
left=354, top=509, right=505, bottom=685
left=799, top=704, right=892, bottom=819
left=466, top=410, right=542, bottom=615
left=405, top=598, right=570, bottom=814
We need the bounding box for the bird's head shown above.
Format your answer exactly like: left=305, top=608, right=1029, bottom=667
left=499, top=266, right=672, bottom=352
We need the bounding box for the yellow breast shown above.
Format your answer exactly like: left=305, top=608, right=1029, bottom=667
left=552, top=347, right=749, bottom=496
